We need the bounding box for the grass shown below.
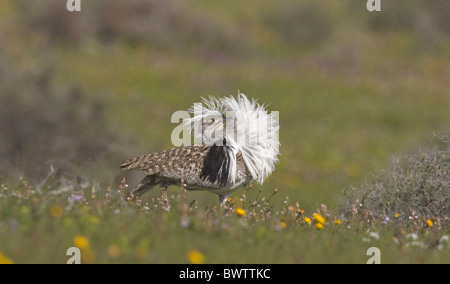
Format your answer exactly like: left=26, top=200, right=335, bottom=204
left=0, top=172, right=448, bottom=264
left=0, top=0, right=449, bottom=263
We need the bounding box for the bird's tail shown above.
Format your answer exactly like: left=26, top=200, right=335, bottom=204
left=120, top=154, right=152, bottom=171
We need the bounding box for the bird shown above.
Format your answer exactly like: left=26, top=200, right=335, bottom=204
left=120, top=93, right=280, bottom=209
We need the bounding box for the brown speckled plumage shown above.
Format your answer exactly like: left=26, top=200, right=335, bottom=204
left=120, top=145, right=252, bottom=207
left=121, top=145, right=209, bottom=181
left=120, top=93, right=279, bottom=209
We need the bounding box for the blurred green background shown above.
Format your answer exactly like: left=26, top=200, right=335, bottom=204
left=0, top=0, right=449, bottom=212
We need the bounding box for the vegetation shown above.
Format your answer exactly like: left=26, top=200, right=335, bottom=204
left=0, top=0, right=449, bottom=263
left=343, top=138, right=449, bottom=228
left=0, top=170, right=448, bottom=264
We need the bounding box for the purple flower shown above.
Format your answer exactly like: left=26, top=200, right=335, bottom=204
left=68, top=194, right=84, bottom=203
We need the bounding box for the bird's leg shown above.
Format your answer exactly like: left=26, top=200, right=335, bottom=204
left=159, top=183, right=170, bottom=211
left=180, top=178, right=187, bottom=194
left=180, top=177, right=187, bottom=203
left=127, top=175, right=158, bottom=201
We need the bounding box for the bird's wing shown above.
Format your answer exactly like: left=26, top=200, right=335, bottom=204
left=120, top=145, right=210, bottom=180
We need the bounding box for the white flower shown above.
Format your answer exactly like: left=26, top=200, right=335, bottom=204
left=369, top=232, right=380, bottom=240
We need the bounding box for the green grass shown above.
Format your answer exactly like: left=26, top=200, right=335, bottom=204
left=0, top=0, right=449, bottom=263
left=0, top=176, right=448, bottom=264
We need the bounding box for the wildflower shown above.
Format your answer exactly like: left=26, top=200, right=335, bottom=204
left=236, top=208, right=246, bottom=217
left=313, top=214, right=325, bottom=225
left=315, top=223, right=324, bottom=230
left=369, top=232, right=380, bottom=240
left=280, top=221, right=287, bottom=229
left=440, top=235, right=449, bottom=243
left=304, top=217, right=311, bottom=224
left=0, top=252, right=14, bottom=264
left=73, top=235, right=90, bottom=249
left=334, top=219, right=342, bottom=225
left=73, top=235, right=95, bottom=263
left=50, top=205, right=64, bottom=218
left=180, top=217, right=190, bottom=228
left=394, top=213, right=400, bottom=218
left=426, top=219, right=433, bottom=227
left=187, top=250, right=205, bottom=264
left=81, top=247, right=96, bottom=264
left=406, top=233, right=418, bottom=240
left=68, top=194, right=83, bottom=203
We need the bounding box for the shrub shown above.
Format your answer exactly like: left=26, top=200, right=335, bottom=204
left=342, top=136, right=450, bottom=228
left=0, top=43, right=118, bottom=182
left=350, top=0, right=450, bottom=43
left=15, top=0, right=250, bottom=59
left=265, top=1, right=333, bottom=47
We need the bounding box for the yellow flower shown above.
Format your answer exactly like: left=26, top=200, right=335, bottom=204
left=236, top=208, right=246, bottom=217
left=394, top=213, right=400, bottom=218
left=73, top=235, right=90, bottom=249
left=304, top=217, right=311, bottom=224
left=81, top=247, right=96, bottom=264
left=50, top=205, right=64, bottom=218
left=280, top=221, right=287, bottom=229
left=187, top=250, right=205, bottom=264
left=313, top=214, right=325, bottom=225
left=0, top=252, right=14, bottom=264
left=315, top=223, right=324, bottom=230
left=334, top=219, right=342, bottom=225
left=426, top=219, right=433, bottom=227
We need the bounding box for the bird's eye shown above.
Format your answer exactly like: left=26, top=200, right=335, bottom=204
left=208, top=118, right=215, bottom=124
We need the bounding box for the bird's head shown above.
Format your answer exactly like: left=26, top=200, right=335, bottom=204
left=200, top=112, right=227, bottom=146
left=185, top=96, right=226, bottom=146
left=185, top=92, right=280, bottom=184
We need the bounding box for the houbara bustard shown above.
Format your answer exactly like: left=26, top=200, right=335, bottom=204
left=120, top=93, right=280, bottom=208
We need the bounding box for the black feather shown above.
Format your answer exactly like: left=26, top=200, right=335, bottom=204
left=200, top=142, right=230, bottom=187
